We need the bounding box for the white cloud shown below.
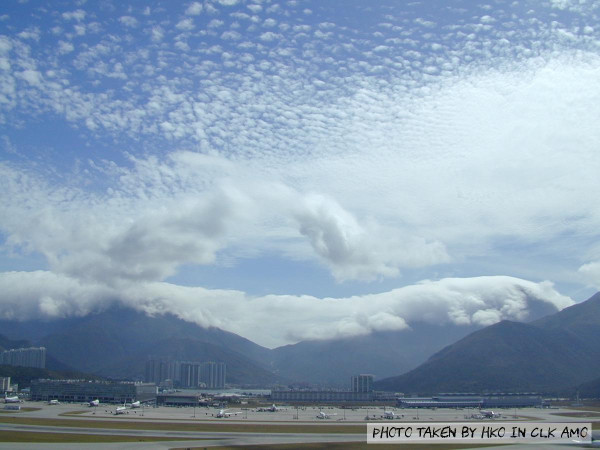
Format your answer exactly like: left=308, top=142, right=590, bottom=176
left=0, top=271, right=573, bottom=347
left=0, top=152, right=449, bottom=285
left=247, top=4, right=262, bottom=13
left=263, top=18, right=277, bottom=28
left=0, top=271, right=114, bottom=321
left=150, top=26, right=164, bottom=42
left=58, top=40, right=74, bottom=54
left=259, top=31, right=281, bottom=41
left=208, top=19, right=224, bottom=28
left=185, top=2, right=203, bottom=15
left=0, top=0, right=599, bottom=347
left=578, top=261, right=600, bottom=288
left=18, top=69, right=42, bottom=86
left=119, top=16, right=138, bottom=28
left=62, top=10, right=86, bottom=22
left=221, top=30, right=242, bottom=40
left=17, top=27, right=40, bottom=41
left=294, top=194, right=449, bottom=281
left=176, top=18, right=195, bottom=31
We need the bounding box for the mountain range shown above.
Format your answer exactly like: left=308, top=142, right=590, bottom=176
left=374, top=292, right=600, bottom=394
left=1, top=292, right=599, bottom=393
left=0, top=309, right=483, bottom=388
left=1, top=309, right=280, bottom=386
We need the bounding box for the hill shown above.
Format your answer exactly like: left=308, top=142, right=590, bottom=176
left=375, top=292, right=600, bottom=394
left=270, top=323, right=481, bottom=387
left=0, top=364, right=103, bottom=389
left=574, top=376, right=600, bottom=399
left=0, top=308, right=283, bottom=387
left=0, top=334, right=29, bottom=352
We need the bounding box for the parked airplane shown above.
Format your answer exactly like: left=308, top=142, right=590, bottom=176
left=480, top=409, right=500, bottom=418
left=115, top=405, right=127, bottom=415
left=89, top=399, right=100, bottom=407
left=48, top=399, right=60, bottom=405
left=258, top=404, right=286, bottom=412
left=383, top=410, right=399, bottom=419
left=129, top=401, right=141, bottom=409
left=316, top=410, right=337, bottom=419
left=3, top=395, right=21, bottom=403
left=216, top=409, right=241, bottom=418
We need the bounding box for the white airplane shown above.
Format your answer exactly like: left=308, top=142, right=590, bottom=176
left=48, top=399, right=60, bottom=405
left=259, top=404, right=286, bottom=412
left=480, top=409, right=500, bottom=418
left=115, top=405, right=127, bottom=415
left=316, top=410, right=337, bottom=419
left=216, top=408, right=241, bottom=418
left=89, top=399, right=100, bottom=407
left=4, top=395, right=21, bottom=403
left=129, top=401, right=141, bottom=409
left=383, top=410, right=399, bottom=419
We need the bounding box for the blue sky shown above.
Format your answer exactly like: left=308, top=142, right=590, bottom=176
left=1, top=0, right=599, bottom=347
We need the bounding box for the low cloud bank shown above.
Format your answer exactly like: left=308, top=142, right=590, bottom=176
left=0, top=272, right=572, bottom=348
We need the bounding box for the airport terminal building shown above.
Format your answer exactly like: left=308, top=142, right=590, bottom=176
left=397, top=393, right=543, bottom=409
left=30, top=379, right=157, bottom=404
left=271, top=390, right=374, bottom=402
left=273, top=374, right=380, bottom=403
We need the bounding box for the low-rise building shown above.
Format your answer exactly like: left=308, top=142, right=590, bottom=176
left=271, top=390, right=373, bottom=402
left=30, top=380, right=157, bottom=404
left=156, top=392, right=211, bottom=407
left=397, top=393, right=543, bottom=408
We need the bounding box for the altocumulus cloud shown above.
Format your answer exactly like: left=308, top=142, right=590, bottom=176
left=0, top=153, right=450, bottom=286
left=1, top=0, right=599, bottom=347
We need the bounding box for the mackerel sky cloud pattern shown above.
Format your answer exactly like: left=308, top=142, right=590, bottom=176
left=0, top=0, right=599, bottom=346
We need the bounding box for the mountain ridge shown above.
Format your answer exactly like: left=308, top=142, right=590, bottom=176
left=374, top=292, right=600, bottom=394
left=0, top=308, right=285, bottom=387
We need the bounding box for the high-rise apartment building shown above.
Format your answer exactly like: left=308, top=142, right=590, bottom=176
left=0, top=347, right=46, bottom=369
left=351, top=374, right=374, bottom=393
left=200, top=361, right=226, bottom=389
left=145, top=358, right=226, bottom=388
left=0, top=376, right=11, bottom=392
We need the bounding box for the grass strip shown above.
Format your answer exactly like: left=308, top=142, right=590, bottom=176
left=550, top=412, right=600, bottom=418
left=0, top=416, right=364, bottom=434
left=0, top=430, right=199, bottom=444
left=0, top=407, right=41, bottom=413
